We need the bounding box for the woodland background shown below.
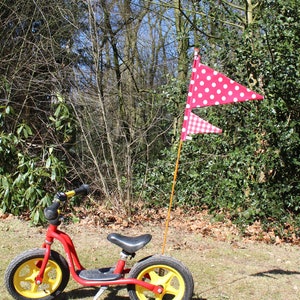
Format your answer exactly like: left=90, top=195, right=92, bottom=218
left=0, top=0, right=299, bottom=237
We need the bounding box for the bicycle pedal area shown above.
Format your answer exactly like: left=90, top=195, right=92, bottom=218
left=77, top=267, right=121, bottom=281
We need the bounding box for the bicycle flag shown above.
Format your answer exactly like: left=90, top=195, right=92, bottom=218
left=180, top=49, right=264, bottom=141
left=163, top=50, right=264, bottom=253
left=183, top=111, right=222, bottom=139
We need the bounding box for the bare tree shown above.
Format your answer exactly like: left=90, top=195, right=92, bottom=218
left=67, top=0, right=176, bottom=211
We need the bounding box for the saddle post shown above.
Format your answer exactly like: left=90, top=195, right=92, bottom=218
left=114, top=251, right=129, bottom=274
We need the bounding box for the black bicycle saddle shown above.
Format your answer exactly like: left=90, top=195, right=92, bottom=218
left=107, top=233, right=152, bottom=254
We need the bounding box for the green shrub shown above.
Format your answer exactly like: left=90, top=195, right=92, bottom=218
left=0, top=104, right=70, bottom=224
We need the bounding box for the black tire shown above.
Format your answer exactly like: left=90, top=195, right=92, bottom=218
left=5, top=248, right=70, bottom=300
left=127, top=255, right=194, bottom=300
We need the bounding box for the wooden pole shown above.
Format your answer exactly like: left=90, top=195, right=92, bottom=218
left=161, top=139, right=183, bottom=254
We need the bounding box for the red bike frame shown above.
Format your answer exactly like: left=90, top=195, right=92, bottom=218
left=35, top=223, right=163, bottom=294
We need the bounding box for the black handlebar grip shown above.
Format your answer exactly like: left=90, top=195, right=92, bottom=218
left=74, top=184, right=90, bottom=196
left=44, top=201, right=60, bottom=220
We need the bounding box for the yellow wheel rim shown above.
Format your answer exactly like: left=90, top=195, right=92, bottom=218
left=135, top=264, right=185, bottom=300
left=13, top=258, right=63, bottom=299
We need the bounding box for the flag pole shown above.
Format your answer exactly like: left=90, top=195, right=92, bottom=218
left=162, top=139, right=183, bottom=254
left=161, top=49, right=198, bottom=254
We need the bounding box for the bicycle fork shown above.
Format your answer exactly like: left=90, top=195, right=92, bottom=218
left=35, top=242, right=52, bottom=285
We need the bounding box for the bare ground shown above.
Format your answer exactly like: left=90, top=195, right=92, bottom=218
left=1, top=210, right=300, bottom=300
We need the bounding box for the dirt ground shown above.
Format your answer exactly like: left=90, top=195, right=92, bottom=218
left=1, top=211, right=300, bottom=300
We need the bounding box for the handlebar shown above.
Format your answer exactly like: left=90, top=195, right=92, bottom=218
left=44, top=184, right=90, bottom=224
left=68, top=184, right=90, bottom=198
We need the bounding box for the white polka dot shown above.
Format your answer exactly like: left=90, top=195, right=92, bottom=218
left=186, top=104, right=190, bottom=108
left=192, top=68, right=196, bottom=72
left=252, top=94, right=256, bottom=98
left=212, top=82, right=217, bottom=87
left=201, top=69, right=206, bottom=74
left=222, top=96, right=226, bottom=101
left=190, top=80, right=195, bottom=84
left=218, top=77, right=223, bottom=82
left=200, top=81, right=205, bottom=86
left=182, top=128, right=186, bottom=132
left=240, top=92, right=245, bottom=97
left=207, top=76, right=211, bottom=81
left=228, top=91, right=233, bottom=96
left=205, top=88, right=210, bottom=93
left=203, top=100, right=208, bottom=105
left=196, top=74, right=200, bottom=79
left=215, top=101, right=220, bottom=105
left=223, top=84, right=228, bottom=89
left=217, top=89, right=221, bottom=94
left=198, top=93, right=203, bottom=98
left=196, top=105, right=201, bottom=108
left=184, top=116, right=188, bottom=120
left=210, top=95, right=214, bottom=99
left=192, top=98, right=196, bottom=103
left=233, top=98, right=238, bottom=102
left=247, top=88, right=251, bottom=92
left=213, top=71, right=218, bottom=75
left=235, top=85, right=239, bottom=90
left=230, top=80, right=234, bottom=84
left=188, top=92, right=192, bottom=96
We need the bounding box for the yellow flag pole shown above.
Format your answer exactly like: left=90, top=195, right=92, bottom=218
left=162, top=139, right=183, bottom=254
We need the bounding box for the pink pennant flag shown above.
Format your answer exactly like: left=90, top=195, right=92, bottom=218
left=187, top=52, right=263, bottom=109
left=182, top=112, right=222, bottom=140
left=181, top=49, right=264, bottom=141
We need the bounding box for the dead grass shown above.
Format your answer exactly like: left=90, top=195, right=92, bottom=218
left=1, top=213, right=300, bottom=300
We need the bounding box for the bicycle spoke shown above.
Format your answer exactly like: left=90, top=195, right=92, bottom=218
left=160, top=270, right=174, bottom=284
left=164, top=284, right=179, bottom=296
left=147, top=270, right=160, bottom=282
left=31, top=282, right=40, bottom=293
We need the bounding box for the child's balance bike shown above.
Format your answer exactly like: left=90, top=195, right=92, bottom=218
left=5, top=184, right=194, bottom=300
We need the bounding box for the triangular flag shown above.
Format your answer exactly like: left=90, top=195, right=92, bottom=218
left=187, top=52, right=264, bottom=109
left=182, top=112, right=222, bottom=140
left=181, top=50, right=264, bottom=141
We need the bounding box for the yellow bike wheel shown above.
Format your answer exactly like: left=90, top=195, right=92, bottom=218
left=128, top=255, right=194, bottom=300
left=5, top=248, right=69, bottom=300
